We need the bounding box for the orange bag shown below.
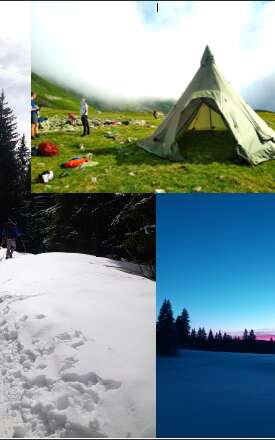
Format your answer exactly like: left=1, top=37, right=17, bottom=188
left=63, top=158, right=88, bottom=168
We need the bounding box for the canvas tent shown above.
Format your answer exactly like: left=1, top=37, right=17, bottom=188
left=138, top=46, right=275, bottom=165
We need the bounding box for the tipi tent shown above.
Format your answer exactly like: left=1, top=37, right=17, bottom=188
left=138, top=46, right=275, bottom=165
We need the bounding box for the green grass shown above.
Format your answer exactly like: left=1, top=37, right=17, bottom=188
left=31, top=106, right=275, bottom=193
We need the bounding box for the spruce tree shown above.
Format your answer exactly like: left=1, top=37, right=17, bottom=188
left=249, top=329, right=256, bottom=342
left=200, top=327, right=207, bottom=349
left=157, top=299, right=179, bottom=356
left=243, top=328, right=249, bottom=340
left=175, top=308, right=190, bottom=348
left=208, top=329, right=214, bottom=348
left=0, top=90, right=20, bottom=210
left=215, top=331, right=223, bottom=350
left=242, top=328, right=249, bottom=352
left=190, top=328, right=197, bottom=348
left=201, top=328, right=207, bottom=341
left=17, top=134, right=30, bottom=196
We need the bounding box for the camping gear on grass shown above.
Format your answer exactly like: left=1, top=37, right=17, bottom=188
left=38, top=141, right=59, bottom=156
left=138, top=46, right=275, bottom=165
left=31, top=146, right=39, bottom=156
left=78, top=161, right=99, bottom=170
left=38, top=170, right=54, bottom=183
left=61, top=157, right=89, bottom=168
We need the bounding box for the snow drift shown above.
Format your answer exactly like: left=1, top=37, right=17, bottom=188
left=0, top=253, right=155, bottom=438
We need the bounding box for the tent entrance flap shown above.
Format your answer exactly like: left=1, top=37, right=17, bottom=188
left=187, top=102, right=228, bottom=131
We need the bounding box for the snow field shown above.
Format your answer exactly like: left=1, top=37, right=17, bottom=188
left=157, top=349, right=275, bottom=438
left=0, top=253, right=155, bottom=438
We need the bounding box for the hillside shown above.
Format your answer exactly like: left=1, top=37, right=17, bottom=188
left=158, top=349, right=275, bottom=438
left=32, top=73, right=82, bottom=112
left=0, top=252, right=155, bottom=438
left=31, top=73, right=174, bottom=113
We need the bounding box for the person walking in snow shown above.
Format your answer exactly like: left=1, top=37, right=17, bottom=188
left=1, top=220, right=21, bottom=259
left=80, top=98, right=90, bottom=137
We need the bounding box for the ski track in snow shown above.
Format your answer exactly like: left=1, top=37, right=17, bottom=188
left=0, top=293, right=122, bottom=438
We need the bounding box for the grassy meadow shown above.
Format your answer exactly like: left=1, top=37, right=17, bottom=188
left=31, top=75, right=275, bottom=193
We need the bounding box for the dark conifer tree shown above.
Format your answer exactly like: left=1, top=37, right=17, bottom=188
left=0, top=90, right=20, bottom=213
left=200, top=327, right=207, bottom=349
left=243, top=328, right=249, bottom=341
left=17, top=134, right=30, bottom=196
left=157, top=299, right=179, bottom=356
left=197, top=328, right=202, bottom=340
left=214, top=331, right=223, bottom=350
left=242, top=328, right=249, bottom=351
left=201, top=328, right=207, bottom=341
left=208, top=329, right=214, bottom=349
left=249, top=329, right=256, bottom=342
left=175, top=308, right=190, bottom=348
left=190, top=328, right=197, bottom=347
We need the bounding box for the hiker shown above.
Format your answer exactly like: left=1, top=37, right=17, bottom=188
left=31, top=91, right=40, bottom=139
left=153, top=110, right=159, bottom=119
left=0, top=220, right=21, bottom=259
left=68, top=112, right=77, bottom=126
left=80, top=98, right=90, bottom=137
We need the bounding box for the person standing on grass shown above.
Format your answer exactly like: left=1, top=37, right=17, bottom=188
left=80, top=98, right=90, bottom=137
left=31, top=91, right=40, bottom=140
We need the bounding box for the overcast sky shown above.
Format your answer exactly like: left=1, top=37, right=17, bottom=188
left=0, top=1, right=30, bottom=142
left=32, top=1, right=275, bottom=109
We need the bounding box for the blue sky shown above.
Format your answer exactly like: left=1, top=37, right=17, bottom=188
left=32, top=1, right=275, bottom=109
left=157, top=194, right=275, bottom=334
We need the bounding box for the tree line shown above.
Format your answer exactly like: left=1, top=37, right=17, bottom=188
left=16, top=195, right=156, bottom=278
left=157, top=299, right=275, bottom=356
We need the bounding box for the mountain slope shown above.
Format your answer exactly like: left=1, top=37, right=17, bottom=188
left=0, top=252, right=155, bottom=438
left=32, top=73, right=82, bottom=111
left=31, top=73, right=174, bottom=113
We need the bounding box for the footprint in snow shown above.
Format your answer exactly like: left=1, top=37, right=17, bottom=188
left=35, top=314, right=46, bottom=320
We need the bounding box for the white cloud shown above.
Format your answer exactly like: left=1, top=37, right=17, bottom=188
left=0, top=1, right=30, bottom=142
left=32, top=1, right=275, bottom=109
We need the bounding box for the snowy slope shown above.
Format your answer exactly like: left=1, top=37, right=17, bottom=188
left=158, top=349, right=275, bottom=438
left=0, top=253, right=155, bottom=438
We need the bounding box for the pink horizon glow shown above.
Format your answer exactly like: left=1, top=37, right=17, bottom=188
left=256, top=334, right=275, bottom=341
left=228, top=331, right=275, bottom=341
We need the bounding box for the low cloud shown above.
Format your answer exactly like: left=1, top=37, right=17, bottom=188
left=242, top=72, right=275, bottom=111
left=0, top=1, right=30, bottom=141
left=32, top=1, right=275, bottom=110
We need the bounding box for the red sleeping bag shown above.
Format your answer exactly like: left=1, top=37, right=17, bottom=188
left=63, top=158, right=88, bottom=168
left=38, top=141, right=59, bottom=156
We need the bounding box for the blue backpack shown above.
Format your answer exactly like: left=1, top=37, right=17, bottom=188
left=3, top=224, right=21, bottom=239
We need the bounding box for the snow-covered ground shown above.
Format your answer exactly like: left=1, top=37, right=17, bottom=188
left=158, top=349, right=275, bottom=438
left=0, top=252, right=155, bottom=438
